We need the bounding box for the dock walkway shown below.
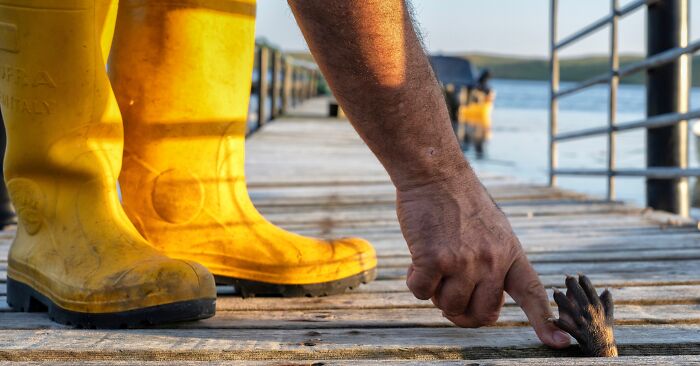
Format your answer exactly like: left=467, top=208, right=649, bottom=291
left=1, top=98, right=700, bottom=364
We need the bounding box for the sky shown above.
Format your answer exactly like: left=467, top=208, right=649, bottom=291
left=255, top=0, right=700, bottom=59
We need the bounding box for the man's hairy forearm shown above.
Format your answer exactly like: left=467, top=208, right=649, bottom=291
left=288, top=0, right=474, bottom=191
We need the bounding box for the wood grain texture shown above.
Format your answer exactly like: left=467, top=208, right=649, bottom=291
left=1, top=99, right=699, bottom=363
left=0, top=326, right=698, bottom=361
left=1, top=356, right=699, bottom=365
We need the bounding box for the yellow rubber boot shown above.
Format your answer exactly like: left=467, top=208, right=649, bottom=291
left=1, top=0, right=216, bottom=327
left=109, top=0, right=376, bottom=297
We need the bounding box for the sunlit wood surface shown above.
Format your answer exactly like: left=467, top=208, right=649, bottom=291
left=1, top=98, right=699, bottom=365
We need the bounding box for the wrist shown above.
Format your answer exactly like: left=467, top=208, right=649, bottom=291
left=392, top=150, right=475, bottom=192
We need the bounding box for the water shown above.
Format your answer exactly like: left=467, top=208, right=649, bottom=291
left=469, top=78, right=700, bottom=212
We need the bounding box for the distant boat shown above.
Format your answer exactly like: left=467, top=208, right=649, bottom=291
left=430, top=55, right=494, bottom=158
left=429, top=55, right=479, bottom=90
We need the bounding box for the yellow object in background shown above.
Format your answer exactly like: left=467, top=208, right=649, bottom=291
left=458, top=98, right=494, bottom=131
left=1, top=0, right=216, bottom=327
left=109, top=0, right=376, bottom=297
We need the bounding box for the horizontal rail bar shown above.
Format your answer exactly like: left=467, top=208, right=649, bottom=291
left=553, top=167, right=700, bottom=178
left=554, top=38, right=700, bottom=99
left=618, top=37, right=700, bottom=77
left=618, top=0, right=657, bottom=16
left=554, top=73, right=611, bottom=99
left=556, top=15, right=612, bottom=50
left=555, top=109, right=700, bottom=141
left=555, top=0, right=650, bottom=50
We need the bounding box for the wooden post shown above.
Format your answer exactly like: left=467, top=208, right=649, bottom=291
left=305, top=69, right=313, bottom=99
left=311, top=71, right=319, bottom=97
left=270, top=50, right=281, bottom=119
left=282, top=57, right=292, bottom=114
left=307, top=70, right=315, bottom=98
left=293, top=66, right=299, bottom=106
left=301, top=69, right=307, bottom=101
left=257, top=46, right=269, bottom=128
left=297, top=67, right=303, bottom=102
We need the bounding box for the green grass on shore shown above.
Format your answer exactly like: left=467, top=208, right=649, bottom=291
left=285, top=50, right=700, bottom=86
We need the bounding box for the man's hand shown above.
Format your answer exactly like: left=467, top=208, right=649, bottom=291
left=287, top=0, right=570, bottom=348
left=397, top=175, right=571, bottom=348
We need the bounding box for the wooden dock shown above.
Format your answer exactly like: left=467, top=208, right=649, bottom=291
left=1, top=97, right=700, bottom=364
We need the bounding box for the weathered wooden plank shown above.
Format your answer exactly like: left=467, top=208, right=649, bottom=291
left=250, top=186, right=586, bottom=207
left=247, top=184, right=571, bottom=199
left=1, top=110, right=700, bottom=365
left=368, top=234, right=700, bottom=257
left=375, top=259, right=700, bottom=281
left=1, top=304, right=698, bottom=330
left=288, top=224, right=699, bottom=241
left=6, top=256, right=698, bottom=290
left=356, top=275, right=700, bottom=293
left=194, top=303, right=700, bottom=329
left=258, top=208, right=647, bottom=227
left=6, top=231, right=700, bottom=263
left=263, top=214, right=662, bottom=233
left=2, top=285, right=697, bottom=314
left=208, top=285, right=700, bottom=312
left=257, top=200, right=637, bottom=218
left=4, top=356, right=699, bottom=365
left=0, top=326, right=698, bottom=360
left=376, top=248, right=700, bottom=268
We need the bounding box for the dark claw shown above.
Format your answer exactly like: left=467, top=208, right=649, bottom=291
left=578, top=274, right=602, bottom=308
left=600, top=288, right=614, bottom=321
left=553, top=288, right=584, bottom=326
left=554, top=274, right=618, bottom=357
left=565, top=275, right=591, bottom=312
left=554, top=317, right=581, bottom=339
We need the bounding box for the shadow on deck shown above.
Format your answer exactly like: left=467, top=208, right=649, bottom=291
left=1, top=97, right=699, bottom=365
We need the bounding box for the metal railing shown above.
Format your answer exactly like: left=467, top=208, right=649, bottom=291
left=549, top=0, right=697, bottom=216
left=249, top=44, right=321, bottom=135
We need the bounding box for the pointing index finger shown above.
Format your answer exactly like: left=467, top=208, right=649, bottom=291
left=505, top=252, right=571, bottom=349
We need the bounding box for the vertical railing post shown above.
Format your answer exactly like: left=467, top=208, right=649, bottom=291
left=282, top=57, right=292, bottom=114
left=291, top=66, right=298, bottom=107
left=311, top=70, right=318, bottom=97
left=607, top=0, right=619, bottom=200
left=270, top=50, right=281, bottom=119
left=305, top=69, right=312, bottom=100
left=257, top=46, right=269, bottom=128
left=301, top=68, right=307, bottom=101
left=549, top=0, right=559, bottom=187
left=646, top=0, right=690, bottom=216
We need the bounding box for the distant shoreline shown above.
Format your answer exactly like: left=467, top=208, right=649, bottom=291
left=452, top=53, right=700, bottom=86
left=285, top=51, right=700, bottom=86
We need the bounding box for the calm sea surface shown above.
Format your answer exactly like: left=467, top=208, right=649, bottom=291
left=470, top=78, right=700, bottom=212
left=249, top=77, right=700, bottom=213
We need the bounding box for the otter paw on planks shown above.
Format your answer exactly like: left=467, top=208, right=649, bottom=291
left=552, top=274, right=618, bottom=357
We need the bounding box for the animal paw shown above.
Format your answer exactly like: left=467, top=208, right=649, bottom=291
left=552, top=274, right=618, bottom=357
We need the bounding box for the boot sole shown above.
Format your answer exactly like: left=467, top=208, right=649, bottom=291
left=214, top=267, right=377, bottom=298
left=6, top=277, right=216, bottom=329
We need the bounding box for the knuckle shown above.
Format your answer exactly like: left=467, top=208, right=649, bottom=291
left=406, top=278, right=433, bottom=299
left=439, top=302, right=464, bottom=315
left=408, top=287, right=432, bottom=300
left=434, top=252, right=455, bottom=270
left=474, top=311, right=500, bottom=326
